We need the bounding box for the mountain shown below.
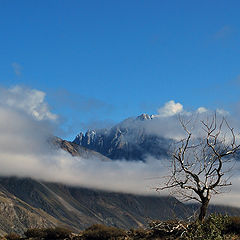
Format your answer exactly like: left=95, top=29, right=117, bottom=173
left=51, top=136, right=111, bottom=161
left=0, top=177, right=191, bottom=235
left=73, top=114, right=171, bottom=161
left=0, top=177, right=239, bottom=235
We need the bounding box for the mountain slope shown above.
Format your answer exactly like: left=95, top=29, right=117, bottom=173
left=0, top=177, right=239, bottom=235
left=0, top=180, right=60, bottom=235
left=52, top=136, right=111, bottom=161
left=0, top=177, right=191, bottom=234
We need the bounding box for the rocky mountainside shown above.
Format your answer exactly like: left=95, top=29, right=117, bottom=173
left=52, top=137, right=110, bottom=161
left=0, top=177, right=191, bottom=235
left=0, top=177, right=239, bottom=236
left=73, top=114, right=171, bottom=161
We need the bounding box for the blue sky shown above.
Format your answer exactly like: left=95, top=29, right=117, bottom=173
left=1, top=0, right=240, bottom=138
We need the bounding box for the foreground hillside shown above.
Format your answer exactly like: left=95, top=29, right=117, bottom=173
left=0, top=177, right=191, bottom=235
left=0, top=177, right=240, bottom=236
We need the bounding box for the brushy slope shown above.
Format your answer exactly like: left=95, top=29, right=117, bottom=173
left=3, top=214, right=240, bottom=240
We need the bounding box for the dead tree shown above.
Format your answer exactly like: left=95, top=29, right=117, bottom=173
left=157, top=114, right=240, bottom=222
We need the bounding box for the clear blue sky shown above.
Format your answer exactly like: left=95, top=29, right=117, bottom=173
left=1, top=0, right=240, bottom=137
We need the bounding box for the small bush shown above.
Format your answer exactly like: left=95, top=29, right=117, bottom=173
left=24, top=226, right=71, bottom=239
left=184, top=214, right=230, bottom=240
left=44, top=227, right=72, bottom=240
left=24, top=228, right=47, bottom=238
left=128, top=228, right=149, bottom=239
left=225, top=216, right=240, bottom=234
left=5, top=233, right=21, bottom=240
left=81, top=224, right=126, bottom=240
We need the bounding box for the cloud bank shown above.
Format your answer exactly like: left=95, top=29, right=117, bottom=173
left=0, top=86, right=167, bottom=195
left=0, top=86, right=240, bottom=208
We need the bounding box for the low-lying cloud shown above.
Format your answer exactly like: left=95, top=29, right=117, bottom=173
left=0, top=86, right=168, bottom=195
left=0, top=86, right=240, bottom=208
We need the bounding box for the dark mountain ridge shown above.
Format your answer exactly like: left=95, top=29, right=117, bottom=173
left=0, top=177, right=191, bottom=235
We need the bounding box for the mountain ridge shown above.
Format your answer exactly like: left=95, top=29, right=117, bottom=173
left=73, top=113, right=171, bottom=161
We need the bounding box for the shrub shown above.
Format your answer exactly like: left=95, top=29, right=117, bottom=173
left=24, top=226, right=71, bottom=240
left=44, top=227, right=72, bottom=240
left=24, top=228, right=47, bottom=238
left=128, top=228, right=149, bottom=239
left=5, top=233, right=21, bottom=240
left=183, top=214, right=230, bottom=240
left=225, top=216, right=240, bottom=235
left=81, top=224, right=126, bottom=240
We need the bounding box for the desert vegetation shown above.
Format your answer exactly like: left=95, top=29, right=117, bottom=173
left=2, top=214, right=240, bottom=240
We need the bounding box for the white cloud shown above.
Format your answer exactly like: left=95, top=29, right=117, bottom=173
left=216, top=108, right=229, bottom=116
left=143, top=102, right=235, bottom=141
left=197, top=107, right=208, bottom=113
left=157, top=100, right=183, bottom=117
left=0, top=86, right=58, bottom=121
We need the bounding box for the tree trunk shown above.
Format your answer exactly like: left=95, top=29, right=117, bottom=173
left=198, top=198, right=209, bottom=222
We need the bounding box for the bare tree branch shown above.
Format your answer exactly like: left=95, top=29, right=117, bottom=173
left=157, top=114, right=240, bottom=221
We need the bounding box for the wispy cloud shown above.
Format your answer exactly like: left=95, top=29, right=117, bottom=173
left=213, top=25, right=234, bottom=40
left=52, top=88, right=113, bottom=113
left=12, top=62, right=22, bottom=76
left=50, top=88, right=114, bottom=136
